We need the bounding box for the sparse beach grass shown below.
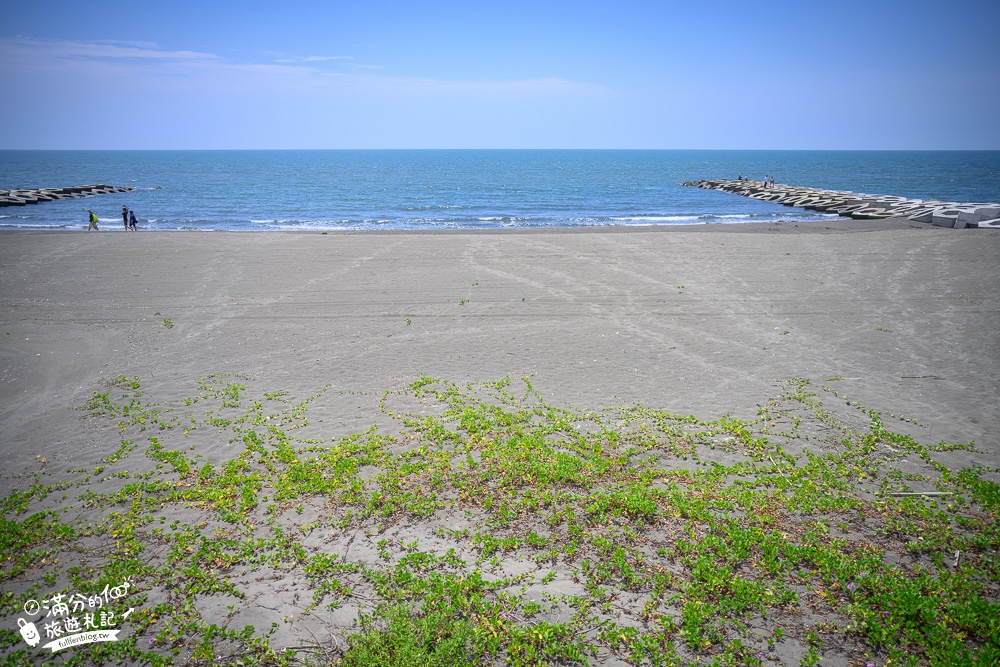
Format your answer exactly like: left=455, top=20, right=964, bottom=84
left=1, top=375, right=998, bottom=667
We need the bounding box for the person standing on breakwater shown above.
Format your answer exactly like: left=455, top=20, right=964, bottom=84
left=87, top=209, right=99, bottom=231
left=122, top=205, right=129, bottom=231
left=129, top=209, right=138, bottom=231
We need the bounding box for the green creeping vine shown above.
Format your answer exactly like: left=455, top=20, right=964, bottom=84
left=0, top=374, right=997, bottom=666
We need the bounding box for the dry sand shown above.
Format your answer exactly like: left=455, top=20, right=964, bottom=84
left=1, top=218, right=999, bottom=662
left=2, top=219, right=997, bottom=476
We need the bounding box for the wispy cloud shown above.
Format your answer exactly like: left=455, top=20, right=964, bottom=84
left=0, top=36, right=610, bottom=100
left=328, top=70, right=613, bottom=102
left=0, top=36, right=619, bottom=148
left=273, top=55, right=354, bottom=64
left=2, top=36, right=219, bottom=61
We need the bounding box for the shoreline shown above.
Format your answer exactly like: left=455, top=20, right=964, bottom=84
left=0, top=215, right=938, bottom=236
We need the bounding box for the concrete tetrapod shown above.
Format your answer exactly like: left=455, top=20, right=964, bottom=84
left=683, top=180, right=1000, bottom=229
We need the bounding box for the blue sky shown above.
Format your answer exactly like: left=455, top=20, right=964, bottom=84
left=1, top=0, right=997, bottom=149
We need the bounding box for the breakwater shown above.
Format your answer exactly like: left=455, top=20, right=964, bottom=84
left=685, top=180, right=1000, bottom=229
left=0, top=184, right=133, bottom=207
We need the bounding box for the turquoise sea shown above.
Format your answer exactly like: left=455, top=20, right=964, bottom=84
left=1, top=150, right=998, bottom=231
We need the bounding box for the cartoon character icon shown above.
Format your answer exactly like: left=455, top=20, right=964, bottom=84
left=18, top=618, right=40, bottom=647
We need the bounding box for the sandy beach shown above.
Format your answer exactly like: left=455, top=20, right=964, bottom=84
left=2, top=219, right=998, bottom=664
left=3, top=219, right=997, bottom=473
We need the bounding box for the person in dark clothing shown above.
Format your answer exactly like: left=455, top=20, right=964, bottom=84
left=129, top=210, right=138, bottom=231
left=87, top=209, right=99, bottom=231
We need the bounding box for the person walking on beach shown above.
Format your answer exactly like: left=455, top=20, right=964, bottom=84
left=122, top=205, right=129, bottom=231
left=87, top=209, right=99, bottom=231
left=129, top=209, right=138, bottom=231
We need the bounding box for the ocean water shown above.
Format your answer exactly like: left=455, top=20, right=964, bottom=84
left=1, top=150, right=998, bottom=232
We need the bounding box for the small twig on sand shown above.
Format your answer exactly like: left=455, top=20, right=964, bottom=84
left=348, top=591, right=376, bottom=602
left=767, top=455, right=787, bottom=478
left=282, top=643, right=327, bottom=655
left=888, top=491, right=953, bottom=497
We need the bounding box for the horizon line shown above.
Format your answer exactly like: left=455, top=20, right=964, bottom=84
left=3, top=147, right=1000, bottom=152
